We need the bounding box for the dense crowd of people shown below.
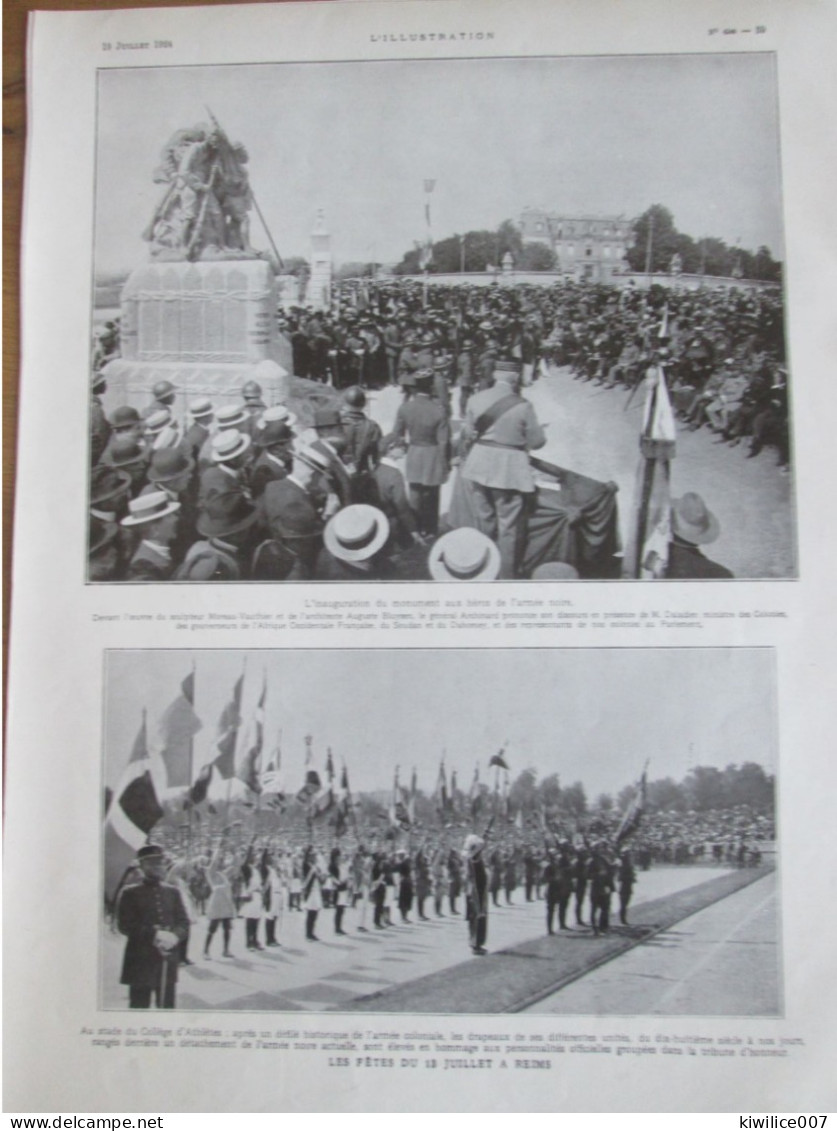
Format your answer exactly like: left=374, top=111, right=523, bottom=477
left=109, top=801, right=773, bottom=1008
left=90, top=275, right=789, bottom=583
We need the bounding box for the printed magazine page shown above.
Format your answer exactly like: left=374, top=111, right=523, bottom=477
left=5, top=0, right=837, bottom=1114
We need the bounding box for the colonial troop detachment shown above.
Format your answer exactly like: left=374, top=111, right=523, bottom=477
left=102, top=648, right=780, bottom=1016
left=90, top=54, right=794, bottom=583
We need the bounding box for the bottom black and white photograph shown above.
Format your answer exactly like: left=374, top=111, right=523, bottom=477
left=101, top=646, right=780, bottom=1017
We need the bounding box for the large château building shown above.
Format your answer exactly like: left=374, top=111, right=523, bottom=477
left=520, top=207, right=633, bottom=282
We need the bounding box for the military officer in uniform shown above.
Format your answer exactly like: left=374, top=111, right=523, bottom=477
left=460, top=359, right=546, bottom=579
left=392, top=368, right=449, bottom=537
left=116, top=844, right=190, bottom=1009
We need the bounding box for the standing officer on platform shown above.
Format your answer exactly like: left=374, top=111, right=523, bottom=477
left=460, top=359, right=546, bottom=579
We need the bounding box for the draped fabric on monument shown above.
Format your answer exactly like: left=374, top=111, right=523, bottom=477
left=445, top=456, right=620, bottom=579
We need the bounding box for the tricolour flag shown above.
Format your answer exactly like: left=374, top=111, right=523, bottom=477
left=622, top=364, right=676, bottom=579
left=236, top=675, right=266, bottom=794
left=103, top=712, right=163, bottom=904
left=296, top=735, right=321, bottom=804
left=186, top=763, right=213, bottom=808
left=155, top=669, right=202, bottom=788
left=213, top=673, right=244, bottom=779
left=616, top=766, right=648, bottom=845
left=389, top=768, right=412, bottom=831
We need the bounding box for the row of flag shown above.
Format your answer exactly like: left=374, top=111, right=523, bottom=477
left=103, top=666, right=648, bottom=901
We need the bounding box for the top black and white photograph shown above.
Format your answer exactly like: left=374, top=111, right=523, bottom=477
left=89, top=52, right=794, bottom=584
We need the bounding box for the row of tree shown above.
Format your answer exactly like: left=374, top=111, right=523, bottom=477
left=377, top=208, right=782, bottom=281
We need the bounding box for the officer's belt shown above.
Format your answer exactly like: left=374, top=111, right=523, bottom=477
left=475, top=439, right=527, bottom=451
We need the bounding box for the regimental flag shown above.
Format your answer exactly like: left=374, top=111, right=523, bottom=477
left=155, top=669, right=202, bottom=788
left=434, top=760, right=449, bottom=817
left=310, top=748, right=335, bottom=819
left=616, top=765, right=648, bottom=845
left=622, top=364, right=677, bottom=579
left=338, top=763, right=352, bottom=816
left=450, top=769, right=459, bottom=815
left=104, top=712, right=164, bottom=904
left=489, top=749, right=509, bottom=771
left=389, top=767, right=412, bottom=831
left=260, top=731, right=284, bottom=796
left=296, top=735, right=321, bottom=804
left=213, top=673, right=244, bottom=779
left=408, top=768, right=418, bottom=825
left=236, top=675, right=266, bottom=794
left=186, top=763, right=213, bottom=809
left=469, top=764, right=482, bottom=821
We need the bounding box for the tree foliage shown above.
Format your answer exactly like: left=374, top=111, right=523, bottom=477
left=626, top=205, right=782, bottom=281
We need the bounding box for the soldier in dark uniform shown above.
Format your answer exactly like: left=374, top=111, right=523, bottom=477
left=617, top=850, right=637, bottom=925
left=588, top=843, right=616, bottom=936
left=116, top=845, right=190, bottom=1009
left=544, top=842, right=575, bottom=933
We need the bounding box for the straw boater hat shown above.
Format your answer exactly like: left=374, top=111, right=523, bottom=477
left=530, top=561, right=579, bottom=580
left=428, top=528, right=501, bottom=582
left=189, top=397, right=214, bottom=421
left=211, top=429, right=251, bottom=463
left=257, top=404, right=298, bottom=431
left=670, top=492, right=720, bottom=545
left=324, top=505, right=390, bottom=563
left=144, top=408, right=172, bottom=435
left=121, top=490, right=180, bottom=528
left=215, top=403, right=250, bottom=430
left=293, top=444, right=332, bottom=475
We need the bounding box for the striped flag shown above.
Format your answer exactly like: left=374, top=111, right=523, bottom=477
left=155, top=669, right=202, bottom=788
left=434, top=760, right=449, bottom=816
left=103, top=712, right=163, bottom=903
left=213, top=673, right=243, bottom=779
left=622, top=364, right=676, bottom=579
left=236, top=675, right=266, bottom=794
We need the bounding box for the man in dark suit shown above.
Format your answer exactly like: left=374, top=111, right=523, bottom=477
left=117, top=845, right=190, bottom=1009
left=392, top=369, right=449, bottom=537
left=259, top=445, right=330, bottom=579
left=666, top=493, right=733, bottom=579
left=310, top=406, right=353, bottom=508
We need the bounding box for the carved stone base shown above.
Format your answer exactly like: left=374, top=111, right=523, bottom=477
left=102, top=257, right=294, bottom=412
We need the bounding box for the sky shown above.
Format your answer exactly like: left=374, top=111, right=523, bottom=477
left=104, top=647, right=777, bottom=802
left=94, top=52, right=784, bottom=273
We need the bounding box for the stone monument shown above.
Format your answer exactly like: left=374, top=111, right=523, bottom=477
left=307, top=209, right=332, bottom=312
left=103, top=115, right=293, bottom=411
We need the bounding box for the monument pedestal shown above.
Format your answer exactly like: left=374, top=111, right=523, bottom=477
left=103, top=258, right=293, bottom=412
